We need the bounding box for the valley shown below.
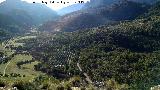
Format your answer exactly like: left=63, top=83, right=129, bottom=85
left=0, top=0, right=160, bottom=90
left=0, top=32, right=95, bottom=89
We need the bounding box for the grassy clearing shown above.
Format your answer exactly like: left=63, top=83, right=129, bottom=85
left=0, top=54, right=44, bottom=82
left=21, top=61, right=39, bottom=70
left=0, top=35, right=45, bottom=83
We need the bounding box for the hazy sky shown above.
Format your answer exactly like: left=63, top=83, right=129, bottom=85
left=0, top=0, right=90, bottom=10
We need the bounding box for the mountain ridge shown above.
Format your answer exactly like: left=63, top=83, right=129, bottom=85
left=0, top=0, right=58, bottom=27
left=40, top=0, right=149, bottom=32
left=57, top=3, right=85, bottom=15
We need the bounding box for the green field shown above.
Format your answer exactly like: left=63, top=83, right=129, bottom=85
left=0, top=54, right=44, bottom=82
left=0, top=36, right=45, bottom=83
left=3, top=35, right=36, bottom=48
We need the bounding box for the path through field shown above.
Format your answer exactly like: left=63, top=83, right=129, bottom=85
left=3, top=61, right=10, bottom=76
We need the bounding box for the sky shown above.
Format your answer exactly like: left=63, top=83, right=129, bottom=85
left=0, top=0, right=90, bottom=10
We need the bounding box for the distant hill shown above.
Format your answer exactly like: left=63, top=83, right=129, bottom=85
left=40, top=1, right=149, bottom=32
left=0, top=0, right=58, bottom=27
left=57, top=3, right=85, bottom=15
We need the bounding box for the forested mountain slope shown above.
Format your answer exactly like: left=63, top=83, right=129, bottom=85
left=0, top=14, right=24, bottom=41
left=40, top=1, right=149, bottom=32
left=58, top=3, right=85, bottom=15
left=84, top=0, right=157, bottom=9
left=21, top=1, right=160, bottom=89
